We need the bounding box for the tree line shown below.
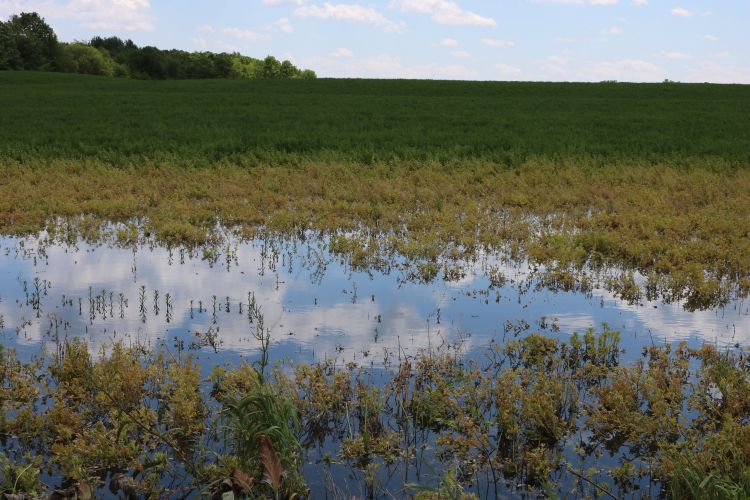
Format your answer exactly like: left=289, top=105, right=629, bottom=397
left=0, top=12, right=316, bottom=79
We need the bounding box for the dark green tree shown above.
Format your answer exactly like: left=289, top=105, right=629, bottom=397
left=279, top=59, right=297, bottom=78
left=261, top=55, right=281, bottom=78
left=0, top=12, right=58, bottom=70
left=0, top=19, right=14, bottom=69
left=89, top=36, right=135, bottom=61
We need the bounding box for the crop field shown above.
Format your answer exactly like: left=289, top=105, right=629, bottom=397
left=2, top=71, right=749, bottom=166
left=1, top=71, right=750, bottom=498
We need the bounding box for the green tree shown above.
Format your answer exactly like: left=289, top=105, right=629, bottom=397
left=297, top=69, right=317, bottom=79
left=0, top=12, right=58, bottom=70
left=261, top=55, right=281, bottom=78
left=279, top=59, right=297, bottom=78
left=57, top=43, right=121, bottom=77
left=0, top=20, right=15, bottom=69
left=229, top=53, right=260, bottom=79
left=1, top=12, right=317, bottom=79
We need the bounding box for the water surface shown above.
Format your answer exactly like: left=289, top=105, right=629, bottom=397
left=1, top=234, right=747, bottom=370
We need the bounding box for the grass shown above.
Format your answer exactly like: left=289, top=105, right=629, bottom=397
left=1, top=71, right=749, bottom=166
left=1, top=71, right=749, bottom=308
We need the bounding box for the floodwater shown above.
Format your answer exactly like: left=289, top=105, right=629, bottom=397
left=1, top=233, right=747, bottom=369
left=1, top=232, right=749, bottom=497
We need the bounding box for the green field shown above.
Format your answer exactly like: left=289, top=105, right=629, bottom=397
left=1, top=71, right=750, bottom=309
left=2, top=71, right=749, bottom=166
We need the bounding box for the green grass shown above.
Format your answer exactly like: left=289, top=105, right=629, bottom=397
left=1, top=71, right=749, bottom=167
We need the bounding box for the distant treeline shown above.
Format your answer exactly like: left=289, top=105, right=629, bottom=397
left=0, top=12, right=316, bottom=79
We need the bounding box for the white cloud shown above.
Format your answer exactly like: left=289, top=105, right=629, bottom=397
left=482, top=38, right=514, bottom=47
left=671, top=7, right=692, bottom=17
left=73, top=0, right=154, bottom=30
left=440, top=37, right=458, bottom=47
left=541, top=63, right=569, bottom=76
left=221, top=27, right=271, bottom=41
left=214, top=40, right=242, bottom=52
left=531, top=0, right=619, bottom=5
left=601, top=26, right=623, bottom=35
left=660, top=51, right=691, bottom=60
left=588, top=59, right=665, bottom=81
left=686, top=61, right=750, bottom=83
left=263, top=0, right=306, bottom=4
left=304, top=53, right=477, bottom=79
left=329, top=47, right=353, bottom=57
left=192, top=37, right=208, bottom=49
left=631, top=0, right=647, bottom=5
left=711, top=51, right=731, bottom=60
left=703, top=34, right=718, bottom=41
left=295, top=3, right=404, bottom=31
left=548, top=55, right=568, bottom=65
left=392, top=0, right=496, bottom=27
left=449, top=49, right=470, bottom=59
left=199, top=25, right=214, bottom=33
left=0, top=1, right=19, bottom=17
left=272, top=17, right=294, bottom=33
left=1, top=0, right=156, bottom=30
left=494, top=63, right=522, bottom=77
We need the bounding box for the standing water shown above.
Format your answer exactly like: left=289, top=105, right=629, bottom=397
left=0, top=232, right=748, bottom=497
left=1, top=234, right=747, bottom=366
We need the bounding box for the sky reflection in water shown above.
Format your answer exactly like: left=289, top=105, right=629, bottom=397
left=1, top=234, right=748, bottom=370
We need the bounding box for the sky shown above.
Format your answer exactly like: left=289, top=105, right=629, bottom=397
left=1, top=0, right=748, bottom=82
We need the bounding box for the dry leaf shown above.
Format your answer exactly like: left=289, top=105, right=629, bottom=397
left=230, top=469, right=252, bottom=494
left=257, top=435, right=284, bottom=493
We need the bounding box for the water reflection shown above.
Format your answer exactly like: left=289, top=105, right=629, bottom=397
left=0, top=234, right=748, bottom=368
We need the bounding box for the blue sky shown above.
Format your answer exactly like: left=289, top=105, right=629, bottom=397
left=1, top=0, right=748, bottom=82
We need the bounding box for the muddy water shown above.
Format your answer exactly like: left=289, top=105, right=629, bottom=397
left=1, top=234, right=747, bottom=371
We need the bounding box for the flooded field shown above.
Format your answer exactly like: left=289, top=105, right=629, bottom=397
left=1, top=232, right=749, bottom=497
left=2, top=233, right=748, bottom=367
left=1, top=72, right=748, bottom=498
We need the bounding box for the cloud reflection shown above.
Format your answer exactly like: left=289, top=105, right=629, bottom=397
left=1, top=236, right=748, bottom=368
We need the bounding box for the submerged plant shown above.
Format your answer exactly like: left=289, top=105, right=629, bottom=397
left=0, top=320, right=748, bottom=497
